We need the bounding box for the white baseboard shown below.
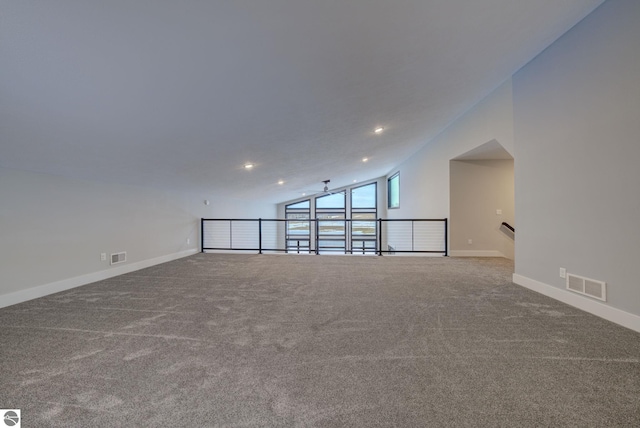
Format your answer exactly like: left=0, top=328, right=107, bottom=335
left=513, top=273, right=640, bottom=333
left=0, top=249, right=199, bottom=309
left=450, top=250, right=505, bottom=257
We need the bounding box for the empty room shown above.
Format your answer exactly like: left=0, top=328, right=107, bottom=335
left=1, top=1, right=639, bottom=427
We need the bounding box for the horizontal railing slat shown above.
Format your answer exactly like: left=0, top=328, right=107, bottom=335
left=202, top=218, right=448, bottom=256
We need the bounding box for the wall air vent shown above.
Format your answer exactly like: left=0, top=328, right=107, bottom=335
left=566, top=273, right=606, bottom=301
left=110, top=251, right=127, bottom=265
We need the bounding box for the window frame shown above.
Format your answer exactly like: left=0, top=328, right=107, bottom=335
left=387, top=172, right=400, bottom=209
left=315, top=191, right=346, bottom=253
left=285, top=199, right=311, bottom=253
left=351, top=182, right=378, bottom=254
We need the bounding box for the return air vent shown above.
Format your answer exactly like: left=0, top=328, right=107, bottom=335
left=110, top=252, right=127, bottom=265
left=566, top=273, right=606, bottom=301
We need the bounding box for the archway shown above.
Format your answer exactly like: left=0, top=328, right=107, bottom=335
left=449, top=140, right=514, bottom=259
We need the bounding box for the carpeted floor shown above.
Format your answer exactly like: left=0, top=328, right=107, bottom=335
left=0, top=254, right=638, bottom=427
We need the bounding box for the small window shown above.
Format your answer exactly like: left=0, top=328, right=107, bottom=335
left=388, top=172, right=400, bottom=209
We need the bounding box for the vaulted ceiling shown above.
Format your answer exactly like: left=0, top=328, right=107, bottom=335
left=1, top=0, right=604, bottom=203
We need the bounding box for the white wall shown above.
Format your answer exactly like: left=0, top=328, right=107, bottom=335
left=450, top=159, right=514, bottom=258
left=380, top=0, right=640, bottom=330
left=0, top=167, right=275, bottom=307
left=386, top=80, right=514, bottom=220
left=513, top=0, right=640, bottom=323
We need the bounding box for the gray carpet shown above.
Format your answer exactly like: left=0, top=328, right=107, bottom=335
left=0, top=254, right=638, bottom=427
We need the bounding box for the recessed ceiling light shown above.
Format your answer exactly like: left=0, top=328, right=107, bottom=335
left=278, top=180, right=284, bottom=185
left=302, top=192, right=306, bottom=196
left=353, top=180, right=358, bottom=183
left=244, top=163, right=254, bottom=170
left=374, top=127, right=384, bottom=134
left=362, top=157, right=369, bottom=162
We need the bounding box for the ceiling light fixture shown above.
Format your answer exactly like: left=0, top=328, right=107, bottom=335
left=374, top=127, right=384, bottom=134
left=362, top=157, right=369, bottom=162
left=244, top=163, right=254, bottom=170
left=278, top=180, right=284, bottom=185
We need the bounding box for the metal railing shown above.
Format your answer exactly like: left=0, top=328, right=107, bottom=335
left=501, top=221, right=515, bottom=233
left=201, top=218, right=448, bottom=256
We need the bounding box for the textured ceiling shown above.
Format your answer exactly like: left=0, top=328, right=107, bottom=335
left=0, top=0, right=604, bottom=203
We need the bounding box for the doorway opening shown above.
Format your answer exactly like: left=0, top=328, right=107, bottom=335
left=449, top=140, right=514, bottom=260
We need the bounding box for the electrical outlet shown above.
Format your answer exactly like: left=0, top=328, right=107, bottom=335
left=468, top=239, right=473, bottom=245
left=100, top=253, right=106, bottom=261
left=186, top=238, right=191, bottom=245
left=559, top=267, right=566, bottom=279
left=496, top=209, right=502, bottom=215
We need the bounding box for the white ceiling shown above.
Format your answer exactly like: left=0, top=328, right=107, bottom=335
left=0, top=0, right=604, bottom=204
left=452, top=140, right=513, bottom=161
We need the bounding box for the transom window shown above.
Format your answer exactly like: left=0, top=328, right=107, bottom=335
left=315, top=192, right=345, bottom=209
